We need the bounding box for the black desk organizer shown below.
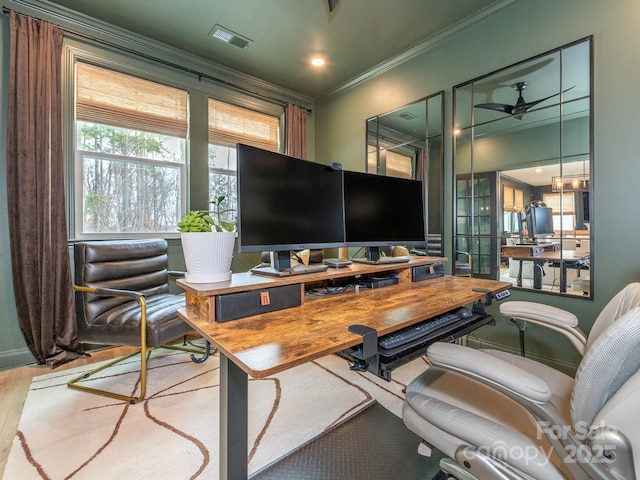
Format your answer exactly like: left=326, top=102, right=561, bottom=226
left=337, top=289, right=503, bottom=381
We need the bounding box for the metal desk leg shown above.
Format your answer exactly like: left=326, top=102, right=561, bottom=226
left=533, top=261, right=543, bottom=289
left=517, top=260, right=523, bottom=287
left=560, top=262, right=568, bottom=293
left=220, top=353, right=248, bottom=480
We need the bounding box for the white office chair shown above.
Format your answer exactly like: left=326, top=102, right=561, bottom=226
left=403, top=283, right=640, bottom=479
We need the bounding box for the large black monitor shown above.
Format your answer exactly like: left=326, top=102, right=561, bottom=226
left=343, top=170, right=426, bottom=262
left=237, top=144, right=345, bottom=276
left=527, top=206, right=555, bottom=239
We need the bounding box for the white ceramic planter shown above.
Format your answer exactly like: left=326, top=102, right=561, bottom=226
left=180, top=231, right=235, bottom=283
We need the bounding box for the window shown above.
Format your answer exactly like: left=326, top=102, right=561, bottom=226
left=75, top=62, right=188, bottom=236
left=503, top=186, right=524, bottom=233
left=543, top=192, right=575, bottom=231
left=208, top=99, right=280, bottom=223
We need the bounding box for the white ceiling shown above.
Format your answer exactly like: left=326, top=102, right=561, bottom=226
left=43, top=0, right=518, bottom=99
left=502, top=161, right=589, bottom=186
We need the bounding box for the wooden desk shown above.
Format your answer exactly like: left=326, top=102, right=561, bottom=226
left=177, top=260, right=510, bottom=479
left=502, top=247, right=590, bottom=292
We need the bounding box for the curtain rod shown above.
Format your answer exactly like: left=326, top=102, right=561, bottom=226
left=2, top=6, right=311, bottom=113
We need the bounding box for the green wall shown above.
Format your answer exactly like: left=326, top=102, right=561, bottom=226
left=3, top=0, right=640, bottom=372
left=314, top=0, right=640, bottom=371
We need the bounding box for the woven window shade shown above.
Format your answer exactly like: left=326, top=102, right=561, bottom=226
left=504, top=186, right=514, bottom=211
left=543, top=193, right=575, bottom=214
left=367, top=150, right=377, bottom=173
left=515, top=189, right=524, bottom=212
left=208, top=99, right=279, bottom=151
left=386, top=151, right=412, bottom=179
left=76, top=63, right=188, bottom=138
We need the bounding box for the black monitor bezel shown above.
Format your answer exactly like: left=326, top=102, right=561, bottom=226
left=236, top=144, right=346, bottom=254
left=343, top=170, right=426, bottom=248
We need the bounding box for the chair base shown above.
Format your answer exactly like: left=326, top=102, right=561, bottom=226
left=67, top=341, right=216, bottom=404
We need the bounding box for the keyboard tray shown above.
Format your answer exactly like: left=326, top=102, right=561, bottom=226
left=336, top=312, right=495, bottom=381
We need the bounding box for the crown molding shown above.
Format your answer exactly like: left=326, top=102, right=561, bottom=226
left=316, top=0, right=524, bottom=101
left=4, top=0, right=314, bottom=109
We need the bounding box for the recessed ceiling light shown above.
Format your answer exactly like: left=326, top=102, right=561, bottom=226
left=311, top=57, right=325, bottom=67
left=209, top=24, right=252, bottom=49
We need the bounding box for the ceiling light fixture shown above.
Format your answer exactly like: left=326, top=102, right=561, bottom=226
left=551, top=174, right=590, bottom=192
left=311, top=57, right=325, bottom=67
left=209, top=25, right=252, bottom=49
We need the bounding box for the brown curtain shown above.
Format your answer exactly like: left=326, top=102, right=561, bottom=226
left=285, top=103, right=307, bottom=159
left=6, top=11, right=84, bottom=367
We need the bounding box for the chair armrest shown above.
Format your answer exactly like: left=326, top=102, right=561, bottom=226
left=74, top=285, right=144, bottom=301
left=499, top=301, right=587, bottom=355
left=456, top=250, right=471, bottom=261
left=427, top=342, right=551, bottom=404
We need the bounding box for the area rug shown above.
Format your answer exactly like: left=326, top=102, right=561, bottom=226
left=3, top=346, right=432, bottom=479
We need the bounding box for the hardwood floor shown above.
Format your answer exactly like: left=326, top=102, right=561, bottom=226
left=0, top=346, right=136, bottom=478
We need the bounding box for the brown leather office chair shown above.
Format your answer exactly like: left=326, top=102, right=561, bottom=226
left=69, top=239, right=211, bottom=404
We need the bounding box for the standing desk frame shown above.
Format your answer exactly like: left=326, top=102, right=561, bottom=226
left=178, top=258, right=511, bottom=479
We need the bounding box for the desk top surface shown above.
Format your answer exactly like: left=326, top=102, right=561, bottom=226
left=502, top=248, right=590, bottom=261
left=178, top=275, right=511, bottom=378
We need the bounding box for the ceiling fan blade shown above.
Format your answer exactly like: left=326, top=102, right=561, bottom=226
left=474, top=103, right=514, bottom=114
left=475, top=85, right=576, bottom=118
left=524, top=85, right=577, bottom=109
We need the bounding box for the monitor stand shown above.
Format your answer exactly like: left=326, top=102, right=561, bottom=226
left=351, top=246, right=411, bottom=265
left=251, top=250, right=329, bottom=277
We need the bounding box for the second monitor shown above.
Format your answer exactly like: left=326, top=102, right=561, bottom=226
left=343, top=171, right=426, bottom=263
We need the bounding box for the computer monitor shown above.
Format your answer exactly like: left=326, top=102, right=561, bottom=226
left=236, top=144, right=345, bottom=275
left=343, top=170, right=426, bottom=262
left=528, top=206, right=555, bottom=239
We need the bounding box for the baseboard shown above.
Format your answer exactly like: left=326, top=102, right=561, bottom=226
left=0, top=347, right=36, bottom=372
left=461, top=336, right=579, bottom=376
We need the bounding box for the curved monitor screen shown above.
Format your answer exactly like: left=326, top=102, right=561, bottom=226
left=343, top=171, right=426, bottom=246
left=237, top=144, right=345, bottom=253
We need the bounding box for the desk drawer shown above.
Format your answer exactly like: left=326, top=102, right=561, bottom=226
left=215, top=283, right=302, bottom=322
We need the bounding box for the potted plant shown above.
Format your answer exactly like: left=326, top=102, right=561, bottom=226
left=178, top=196, right=236, bottom=283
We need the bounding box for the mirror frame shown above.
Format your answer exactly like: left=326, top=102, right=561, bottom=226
left=452, top=37, right=593, bottom=298
left=366, top=91, right=445, bottom=245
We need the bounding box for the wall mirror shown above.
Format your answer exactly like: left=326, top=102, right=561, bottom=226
left=453, top=37, right=592, bottom=298
left=366, top=92, right=444, bottom=247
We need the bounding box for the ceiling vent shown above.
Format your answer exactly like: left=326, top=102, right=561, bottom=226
left=209, top=25, right=252, bottom=49
left=396, top=111, right=417, bottom=121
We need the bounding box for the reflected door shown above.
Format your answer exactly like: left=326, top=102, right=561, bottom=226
left=456, top=172, right=498, bottom=279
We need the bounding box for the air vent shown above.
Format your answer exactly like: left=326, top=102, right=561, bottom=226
left=396, top=111, right=417, bottom=121
left=209, top=25, right=252, bottom=49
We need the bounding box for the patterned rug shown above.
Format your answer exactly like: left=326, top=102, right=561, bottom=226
left=3, top=346, right=432, bottom=479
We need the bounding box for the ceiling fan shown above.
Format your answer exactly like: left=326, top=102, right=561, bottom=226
left=474, top=81, right=575, bottom=120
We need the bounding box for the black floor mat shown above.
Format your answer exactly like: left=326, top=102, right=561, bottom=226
left=250, top=401, right=446, bottom=480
